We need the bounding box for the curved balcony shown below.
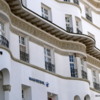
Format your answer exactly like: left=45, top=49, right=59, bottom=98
left=0, top=35, right=9, bottom=48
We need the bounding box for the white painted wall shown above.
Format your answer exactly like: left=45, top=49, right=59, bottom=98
left=10, top=32, right=20, bottom=59
left=29, top=41, right=45, bottom=69
left=55, top=53, right=70, bottom=77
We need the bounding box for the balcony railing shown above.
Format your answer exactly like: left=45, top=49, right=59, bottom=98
left=81, top=70, right=87, bottom=79
left=86, top=14, right=92, bottom=22
left=20, top=51, right=29, bottom=62
left=45, top=62, right=55, bottom=72
left=93, top=82, right=100, bottom=91
left=73, top=0, right=79, bottom=5
left=71, top=68, right=78, bottom=77
left=66, top=27, right=73, bottom=33
left=77, top=28, right=82, bottom=34
left=0, top=35, right=9, bottom=48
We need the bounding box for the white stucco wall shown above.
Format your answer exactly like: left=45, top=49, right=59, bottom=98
left=29, top=41, right=45, bottom=69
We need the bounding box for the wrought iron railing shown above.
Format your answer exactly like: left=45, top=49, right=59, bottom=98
left=81, top=70, right=87, bottom=79
left=86, top=14, right=92, bottom=22
left=20, top=51, right=29, bottom=62
left=45, top=62, right=55, bottom=72
left=93, top=82, right=100, bottom=90
left=66, top=27, right=73, bottom=33
left=73, top=0, right=79, bottom=5
left=71, top=68, right=78, bottom=77
left=77, top=28, right=82, bottom=34
left=0, top=35, right=9, bottom=48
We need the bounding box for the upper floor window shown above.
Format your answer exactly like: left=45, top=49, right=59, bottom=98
left=92, top=70, right=96, bottom=82
left=64, top=0, right=70, bottom=2
left=69, top=55, right=78, bottom=77
left=44, top=48, right=55, bottom=72
left=0, top=22, right=4, bottom=36
left=65, top=15, right=73, bottom=33
left=0, top=21, right=9, bottom=48
left=41, top=4, right=52, bottom=21
left=81, top=58, right=87, bottom=79
left=19, top=36, right=29, bottom=62
left=92, top=70, right=100, bottom=90
left=85, top=7, right=92, bottom=22
left=73, top=0, right=79, bottom=5
left=75, top=18, right=82, bottom=34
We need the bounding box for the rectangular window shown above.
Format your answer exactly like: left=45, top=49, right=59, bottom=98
left=48, top=92, right=58, bottom=100
left=19, top=36, right=29, bottom=62
left=69, top=55, right=78, bottom=77
left=73, top=0, right=79, bottom=5
left=92, top=70, right=100, bottom=90
left=65, top=15, right=73, bottom=33
left=85, top=7, right=92, bottom=22
left=22, top=85, right=32, bottom=100
left=81, top=58, right=87, bottom=79
left=44, top=48, right=55, bottom=72
left=92, top=70, right=96, bottom=82
left=75, top=18, right=82, bottom=34
left=41, top=4, right=52, bottom=21
left=0, top=22, right=4, bottom=36
left=64, top=0, right=70, bottom=2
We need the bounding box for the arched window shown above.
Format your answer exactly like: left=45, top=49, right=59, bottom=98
left=74, top=95, right=81, bottom=100
left=84, top=95, right=90, bottom=100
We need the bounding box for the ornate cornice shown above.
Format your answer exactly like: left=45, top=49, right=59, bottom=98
left=10, top=25, right=86, bottom=56
left=87, top=55, right=100, bottom=68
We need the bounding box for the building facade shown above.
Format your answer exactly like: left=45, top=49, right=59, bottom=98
left=0, top=0, right=100, bottom=100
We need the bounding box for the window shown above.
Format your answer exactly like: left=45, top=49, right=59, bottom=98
left=81, top=58, right=87, bottom=79
left=64, top=0, right=70, bottom=2
left=41, top=4, right=52, bottom=21
left=65, top=15, right=73, bottom=33
left=92, top=70, right=100, bottom=90
left=69, top=55, right=78, bottom=77
left=19, top=36, right=29, bottom=62
left=44, top=48, right=55, bottom=72
left=48, top=92, right=58, bottom=100
left=85, top=7, right=92, bottom=22
left=0, top=22, right=4, bottom=36
left=75, top=18, right=82, bottom=34
left=22, top=85, right=32, bottom=100
left=73, top=0, right=79, bottom=5
left=0, top=21, right=9, bottom=48
left=92, top=70, right=96, bottom=82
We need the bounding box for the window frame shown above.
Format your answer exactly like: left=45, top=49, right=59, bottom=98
left=44, top=47, right=55, bottom=72
left=41, top=4, right=52, bottom=21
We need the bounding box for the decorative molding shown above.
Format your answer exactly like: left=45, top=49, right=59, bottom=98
left=87, top=55, right=100, bottom=68
left=90, top=88, right=100, bottom=93
left=10, top=24, right=86, bottom=55
left=3, top=85, right=11, bottom=91
left=87, top=0, right=100, bottom=8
